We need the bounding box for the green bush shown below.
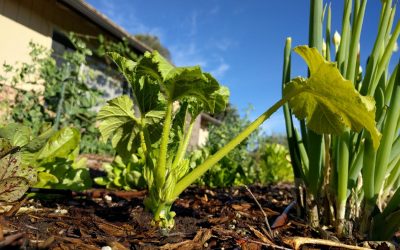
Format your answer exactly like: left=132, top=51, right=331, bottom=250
left=258, top=142, right=293, bottom=183
left=190, top=106, right=259, bottom=187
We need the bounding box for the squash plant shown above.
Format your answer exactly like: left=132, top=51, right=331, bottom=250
left=98, top=46, right=379, bottom=231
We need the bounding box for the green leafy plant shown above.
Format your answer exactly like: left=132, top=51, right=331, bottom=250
left=190, top=106, right=258, bottom=188
left=94, top=154, right=146, bottom=190
left=282, top=0, right=399, bottom=239
left=34, top=127, right=92, bottom=191
left=258, top=143, right=293, bottom=183
left=0, top=36, right=114, bottom=155
left=0, top=138, right=37, bottom=202
left=0, top=123, right=91, bottom=191
left=98, top=45, right=379, bottom=232
left=98, top=51, right=229, bottom=230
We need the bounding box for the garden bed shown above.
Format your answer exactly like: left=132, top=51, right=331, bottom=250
left=1, top=183, right=397, bottom=249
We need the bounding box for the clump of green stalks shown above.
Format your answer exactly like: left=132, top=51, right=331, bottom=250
left=283, top=0, right=400, bottom=240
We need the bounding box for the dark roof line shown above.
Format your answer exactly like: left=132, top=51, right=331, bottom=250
left=59, top=0, right=153, bottom=54
left=201, top=113, right=223, bottom=126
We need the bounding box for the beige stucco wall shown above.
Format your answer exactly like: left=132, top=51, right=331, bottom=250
left=0, top=0, right=119, bottom=94
left=0, top=0, right=52, bottom=93
left=0, top=0, right=52, bottom=66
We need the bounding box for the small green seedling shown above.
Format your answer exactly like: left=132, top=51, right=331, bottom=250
left=98, top=46, right=379, bottom=231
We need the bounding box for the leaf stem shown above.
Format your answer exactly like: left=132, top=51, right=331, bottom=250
left=156, top=102, right=173, bottom=188
left=171, top=89, right=303, bottom=200
left=336, top=131, right=350, bottom=235
left=171, top=119, right=195, bottom=171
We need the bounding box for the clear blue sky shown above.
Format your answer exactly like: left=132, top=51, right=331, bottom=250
left=87, top=0, right=399, bottom=134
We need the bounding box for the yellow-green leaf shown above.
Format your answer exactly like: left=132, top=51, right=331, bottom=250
left=284, top=46, right=381, bottom=149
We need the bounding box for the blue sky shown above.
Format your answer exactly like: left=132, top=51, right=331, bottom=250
left=87, top=0, right=399, bottom=134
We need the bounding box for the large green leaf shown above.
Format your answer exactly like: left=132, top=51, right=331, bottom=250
left=209, top=84, right=230, bottom=114
left=107, top=52, right=136, bottom=83
left=140, top=50, right=174, bottom=80
left=108, top=52, right=165, bottom=115
left=164, top=67, right=218, bottom=104
left=37, top=127, right=80, bottom=159
left=34, top=172, right=59, bottom=188
left=163, top=67, right=229, bottom=120
left=284, top=46, right=381, bottom=149
left=20, top=128, right=56, bottom=166
left=97, top=95, right=139, bottom=151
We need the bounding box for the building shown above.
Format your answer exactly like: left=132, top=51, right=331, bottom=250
left=0, top=0, right=216, bottom=148
left=0, top=0, right=152, bottom=97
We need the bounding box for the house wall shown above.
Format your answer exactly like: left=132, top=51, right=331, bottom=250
left=0, top=0, right=125, bottom=97
left=0, top=0, right=117, bottom=68
left=0, top=0, right=52, bottom=87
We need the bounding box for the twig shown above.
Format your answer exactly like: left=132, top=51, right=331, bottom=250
left=28, top=188, right=147, bottom=200
left=283, top=236, right=372, bottom=250
left=246, top=239, right=293, bottom=250
left=4, top=195, right=28, bottom=217
left=0, top=233, right=25, bottom=248
left=242, top=185, right=274, bottom=239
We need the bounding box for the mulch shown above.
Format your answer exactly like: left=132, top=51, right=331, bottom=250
left=1, top=183, right=397, bottom=249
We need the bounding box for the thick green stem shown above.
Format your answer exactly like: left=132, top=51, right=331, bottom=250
left=307, top=0, right=324, bottom=201
left=361, top=0, right=392, bottom=95
left=172, top=89, right=303, bottom=200
left=348, top=144, right=364, bottom=190
left=171, top=120, right=195, bottom=171
left=325, top=4, right=331, bottom=61
left=282, top=38, right=303, bottom=179
left=156, top=102, right=174, bottom=188
left=362, top=138, right=377, bottom=202
left=336, top=0, right=352, bottom=74
left=374, top=64, right=400, bottom=196
left=383, top=157, right=400, bottom=197
left=346, top=0, right=366, bottom=83
left=336, top=131, right=350, bottom=235
left=370, top=21, right=400, bottom=95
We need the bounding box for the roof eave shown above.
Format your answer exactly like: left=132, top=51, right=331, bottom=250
left=59, top=0, right=153, bottom=54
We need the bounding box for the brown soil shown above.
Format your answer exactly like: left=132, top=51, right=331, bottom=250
left=0, top=153, right=398, bottom=250
left=1, top=183, right=397, bottom=250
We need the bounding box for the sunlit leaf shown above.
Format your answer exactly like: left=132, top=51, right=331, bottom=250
left=284, top=46, right=381, bottom=149
left=37, top=127, right=80, bottom=159
left=140, top=50, right=174, bottom=80
left=34, top=172, right=59, bottom=188
left=164, top=68, right=229, bottom=118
